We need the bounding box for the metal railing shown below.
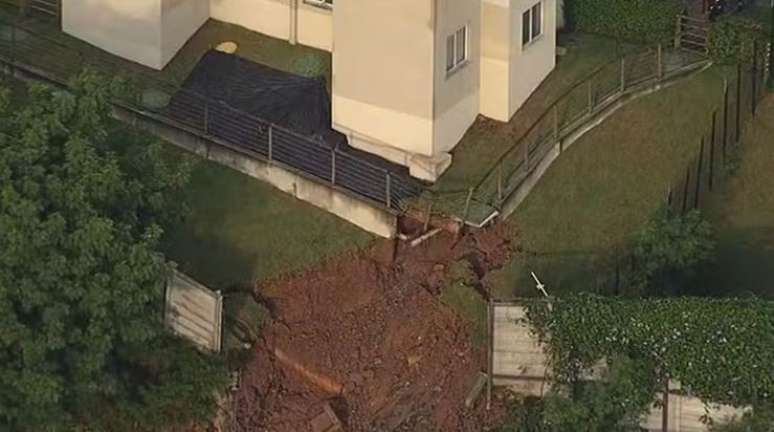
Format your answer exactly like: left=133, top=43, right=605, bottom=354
left=430, top=31, right=715, bottom=221
left=0, top=18, right=422, bottom=213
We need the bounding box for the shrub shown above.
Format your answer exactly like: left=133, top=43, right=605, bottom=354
left=708, top=18, right=767, bottom=64
left=564, top=0, right=682, bottom=44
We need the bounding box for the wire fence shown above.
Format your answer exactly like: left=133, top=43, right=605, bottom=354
left=0, top=18, right=422, bottom=213
left=496, top=44, right=771, bottom=301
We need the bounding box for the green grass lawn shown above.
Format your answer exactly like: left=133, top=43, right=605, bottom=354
left=688, top=95, right=774, bottom=299
left=486, top=66, right=732, bottom=299
left=0, top=6, right=331, bottom=88
left=162, top=147, right=372, bottom=291
left=433, top=33, right=630, bottom=194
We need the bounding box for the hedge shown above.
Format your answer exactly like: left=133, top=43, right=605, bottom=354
left=708, top=18, right=768, bottom=64
left=565, top=0, right=682, bottom=44
left=527, top=295, right=774, bottom=406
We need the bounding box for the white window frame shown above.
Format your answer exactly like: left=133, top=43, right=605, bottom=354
left=304, top=0, right=333, bottom=9
left=522, top=1, right=544, bottom=48
left=446, top=25, right=469, bottom=77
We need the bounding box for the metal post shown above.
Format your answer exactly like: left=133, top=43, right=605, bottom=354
left=694, top=138, right=705, bottom=210
left=709, top=111, right=716, bottom=191
left=553, top=105, right=559, bottom=141
left=682, top=165, right=691, bottom=215
left=657, top=44, right=664, bottom=81
left=497, top=164, right=503, bottom=204
left=268, top=125, right=273, bottom=161
left=331, top=149, right=337, bottom=185
left=385, top=172, right=392, bottom=209
left=735, top=63, right=742, bottom=143
left=587, top=80, right=594, bottom=114
left=620, top=57, right=626, bottom=92
left=722, top=79, right=729, bottom=163
left=675, top=14, right=683, bottom=49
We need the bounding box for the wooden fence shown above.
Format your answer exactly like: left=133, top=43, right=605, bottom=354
left=165, top=269, right=224, bottom=353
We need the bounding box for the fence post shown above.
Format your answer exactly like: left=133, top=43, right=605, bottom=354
left=587, top=80, right=594, bottom=114
left=620, top=57, right=626, bottom=92
left=735, top=63, right=742, bottom=143
left=681, top=165, right=691, bottom=215
left=203, top=100, right=210, bottom=135
left=385, top=171, right=392, bottom=209
left=674, top=14, right=682, bottom=49
left=553, top=105, right=559, bottom=142
left=497, top=163, right=503, bottom=204
left=709, top=110, right=716, bottom=191
left=524, top=138, right=530, bottom=172
left=331, top=149, right=337, bottom=185
left=752, top=39, right=759, bottom=117
left=462, top=187, right=474, bottom=223
left=268, top=125, right=273, bottom=161
left=9, top=22, right=15, bottom=73
left=722, top=78, right=729, bottom=164
left=657, top=44, right=664, bottom=81
left=694, top=138, right=704, bottom=210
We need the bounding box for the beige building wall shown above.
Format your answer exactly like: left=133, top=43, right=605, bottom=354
left=481, top=0, right=556, bottom=122
left=297, top=2, right=333, bottom=51
left=332, top=0, right=436, bottom=161
left=433, top=0, right=481, bottom=155
left=161, top=0, right=210, bottom=67
left=210, top=0, right=291, bottom=41
left=63, top=0, right=208, bottom=70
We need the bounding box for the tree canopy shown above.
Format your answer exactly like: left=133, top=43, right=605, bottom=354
left=0, top=74, right=227, bottom=431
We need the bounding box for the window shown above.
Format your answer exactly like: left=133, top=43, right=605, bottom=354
left=304, top=0, right=333, bottom=9
left=522, top=2, right=543, bottom=46
left=446, top=26, right=468, bottom=74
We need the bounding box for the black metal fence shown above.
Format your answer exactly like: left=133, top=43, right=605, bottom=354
left=0, top=18, right=422, bottom=213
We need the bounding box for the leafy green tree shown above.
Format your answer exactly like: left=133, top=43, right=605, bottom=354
left=0, top=73, right=227, bottom=431
left=632, top=209, right=715, bottom=294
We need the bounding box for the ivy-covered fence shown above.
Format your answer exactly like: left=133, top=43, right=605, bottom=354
left=563, top=0, right=682, bottom=43
left=527, top=294, right=774, bottom=407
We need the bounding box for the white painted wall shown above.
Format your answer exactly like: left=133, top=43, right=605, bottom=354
left=63, top=0, right=208, bottom=70
left=509, top=0, right=556, bottom=116
left=210, top=0, right=291, bottom=42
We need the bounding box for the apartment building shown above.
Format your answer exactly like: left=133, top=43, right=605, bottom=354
left=62, top=0, right=556, bottom=181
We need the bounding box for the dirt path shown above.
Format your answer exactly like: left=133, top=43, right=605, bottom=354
left=233, top=225, right=513, bottom=431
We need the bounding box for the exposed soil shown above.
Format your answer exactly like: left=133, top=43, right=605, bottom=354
left=232, top=224, right=513, bottom=432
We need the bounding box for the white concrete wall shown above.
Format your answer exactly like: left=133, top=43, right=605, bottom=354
left=332, top=0, right=436, bottom=159
left=63, top=0, right=163, bottom=69
left=480, top=0, right=556, bottom=122
left=433, top=0, right=482, bottom=155
left=297, top=2, right=333, bottom=52
left=161, top=0, right=210, bottom=68
left=210, top=0, right=291, bottom=41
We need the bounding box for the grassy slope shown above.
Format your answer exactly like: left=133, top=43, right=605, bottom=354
left=162, top=147, right=372, bottom=291
left=487, top=66, right=731, bottom=298
left=434, top=33, right=628, bottom=193
left=690, top=95, right=774, bottom=298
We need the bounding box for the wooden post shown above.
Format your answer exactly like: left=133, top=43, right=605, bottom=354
left=497, top=164, right=503, bottom=204
left=662, top=379, right=670, bottom=432
left=694, top=138, right=705, bottom=210
left=722, top=79, right=729, bottom=164
left=553, top=105, right=559, bottom=141
left=709, top=110, right=716, bottom=190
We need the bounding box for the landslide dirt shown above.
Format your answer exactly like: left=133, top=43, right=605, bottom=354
left=233, top=224, right=513, bottom=432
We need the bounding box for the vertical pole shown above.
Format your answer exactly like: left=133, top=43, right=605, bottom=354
left=735, top=62, right=742, bottom=143
left=620, top=57, right=626, bottom=92
left=662, top=379, right=670, bottom=432
left=268, top=125, right=273, bottom=161
left=587, top=80, right=594, bottom=114
left=497, top=164, right=503, bottom=204
left=462, top=187, right=474, bottom=223
left=752, top=39, right=759, bottom=117
left=203, top=100, right=210, bottom=135
left=331, top=149, right=337, bottom=185
left=657, top=44, right=664, bottom=81
left=675, top=14, right=682, bottom=49
left=722, top=79, right=729, bottom=164
left=524, top=139, right=530, bottom=172
left=385, top=171, right=392, bottom=209
left=553, top=105, right=559, bottom=141
left=694, top=138, right=705, bottom=210
left=682, top=165, right=691, bottom=215
left=9, top=21, right=15, bottom=73
left=709, top=111, right=716, bottom=190
left=486, top=300, right=494, bottom=411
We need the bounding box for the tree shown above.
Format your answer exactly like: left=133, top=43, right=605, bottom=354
left=632, top=208, right=715, bottom=295
left=0, top=73, right=227, bottom=431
